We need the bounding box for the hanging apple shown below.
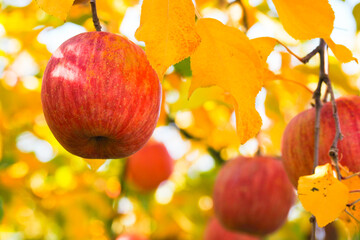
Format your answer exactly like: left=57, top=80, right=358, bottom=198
left=41, top=32, right=161, bottom=159
left=281, top=95, right=360, bottom=186
left=213, top=156, right=295, bottom=236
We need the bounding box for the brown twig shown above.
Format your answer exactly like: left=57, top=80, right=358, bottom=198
left=310, top=215, right=316, bottom=240
left=345, top=209, right=360, bottom=223
left=347, top=198, right=360, bottom=207
left=236, top=0, right=249, bottom=31
left=323, top=79, right=343, bottom=180
left=90, top=0, right=102, bottom=31
left=342, top=172, right=360, bottom=180
left=349, top=190, right=360, bottom=194
left=277, top=41, right=320, bottom=64
left=309, top=39, right=326, bottom=240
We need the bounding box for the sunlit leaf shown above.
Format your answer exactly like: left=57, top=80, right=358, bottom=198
left=35, top=0, right=74, bottom=20
left=298, top=164, right=349, bottom=227
left=272, top=0, right=334, bottom=40
left=83, top=158, right=107, bottom=171
left=135, top=0, right=200, bottom=78
left=325, top=38, right=357, bottom=63
left=250, top=37, right=277, bottom=66
left=338, top=166, right=360, bottom=236
left=190, top=18, right=263, bottom=143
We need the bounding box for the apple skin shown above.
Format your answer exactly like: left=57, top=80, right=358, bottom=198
left=127, top=141, right=174, bottom=191
left=204, top=218, right=259, bottom=240
left=41, top=32, right=161, bottom=159
left=116, top=233, right=148, bottom=240
left=282, top=96, right=360, bottom=187
left=213, top=156, right=295, bottom=236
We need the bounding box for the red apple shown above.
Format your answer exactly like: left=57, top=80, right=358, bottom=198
left=127, top=141, right=174, bottom=191
left=116, top=233, right=148, bottom=240
left=281, top=95, right=360, bottom=186
left=213, top=156, right=295, bottom=236
left=41, top=32, right=161, bottom=159
left=204, top=218, right=260, bottom=240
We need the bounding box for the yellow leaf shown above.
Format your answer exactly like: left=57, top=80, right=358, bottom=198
left=272, top=0, right=334, bottom=40
left=83, top=158, right=107, bottom=171
left=325, top=38, right=358, bottom=63
left=135, top=0, right=200, bottom=78
left=35, top=0, right=74, bottom=20
left=298, top=164, right=349, bottom=227
left=250, top=37, right=277, bottom=66
left=190, top=18, right=263, bottom=143
left=338, top=166, right=360, bottom=236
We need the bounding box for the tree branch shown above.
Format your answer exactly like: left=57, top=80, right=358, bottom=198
left=90, top=0, right=102, bottom=31
left=236, top=0, right=249, bottom=31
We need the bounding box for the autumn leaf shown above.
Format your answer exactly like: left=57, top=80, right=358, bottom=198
left=83, top=158, right=107, bottom=171
left=325, top=38, right=358, bottom=63
left=250, top=37, right=277, bottom=66
left=190, top=18, right=263, bottom=143
left=298, top=164, right=349, bottom=227
left=35, top=0, right=74, bottom=20
left=338, top=166, right=360, bottom=235
left=135, top=0, right=200, bottom=78
left=272, top=0, right=334, bottom=40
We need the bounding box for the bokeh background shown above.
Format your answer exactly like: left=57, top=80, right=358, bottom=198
left=1, top=0, right=360, bottom=239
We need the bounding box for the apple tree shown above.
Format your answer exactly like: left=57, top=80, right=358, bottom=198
left=0, top=0, right=360, bottom=239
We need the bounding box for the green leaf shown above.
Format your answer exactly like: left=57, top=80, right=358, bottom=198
left=174, top=57, right=192, bottom=77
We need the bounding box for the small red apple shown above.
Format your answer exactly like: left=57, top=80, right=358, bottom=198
left=116, top=233, right=148, bottom=240
left=213, top=156, right=295, bottom=236
left=127, top=141, right=174, bottom=191
left=41, top=32, right=161, bottom=159
left=281, top=95, right=360, bottom=186
left=204, top=218, right=259, bottom=240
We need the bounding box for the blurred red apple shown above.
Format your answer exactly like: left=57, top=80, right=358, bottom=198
left=41, top=32, right=161, bottom=159
left=127, top=141, right=173, bottom=191
left=116, top=233, right=148, bottom=240
left=204, top=218, right=259, bottom=240
left=213, top=156, right=295, bottom=236
left=282, top=95, right=360, bottom=186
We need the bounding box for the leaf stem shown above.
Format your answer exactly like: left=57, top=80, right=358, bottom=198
left=90, top=0, right=102, bottom=31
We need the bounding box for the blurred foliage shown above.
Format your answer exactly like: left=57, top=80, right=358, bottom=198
left=0, top=0, right=360, bottom=239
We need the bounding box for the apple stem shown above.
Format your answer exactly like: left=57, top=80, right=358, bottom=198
left=90, top=0, right=102, bottom=31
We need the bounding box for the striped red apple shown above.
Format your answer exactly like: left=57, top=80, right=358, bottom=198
left=41, top=32, right=161, bottom=159
left=281, top=96, right=360, bottom=187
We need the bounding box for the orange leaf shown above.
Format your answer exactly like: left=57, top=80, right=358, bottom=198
left=325, top=38, right=358, bottom=63
left=35, top=0, right=74, bottom=20
left=298, top=164, right=349, bottom=227
left=272, top=0, right=334, bottom=40
left=250, top=37, right=277, bottom=66
left=135, top=0, right=200, bottom=78
left=190, top=18, right=263, bottom=143
left=83, top=158, right=107, bottom=171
